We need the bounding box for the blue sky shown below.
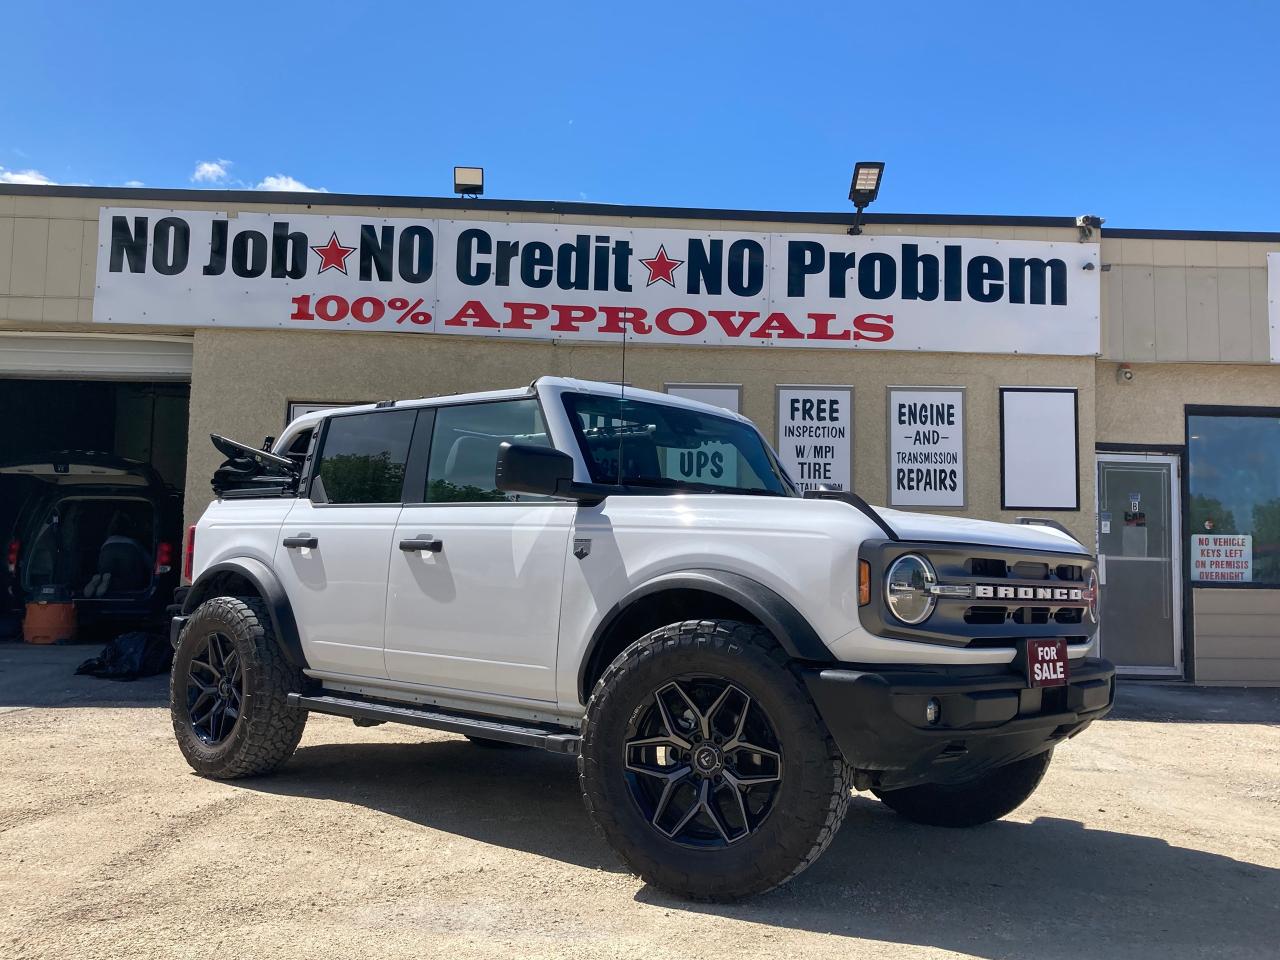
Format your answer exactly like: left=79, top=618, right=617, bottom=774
left=1, top=1, right=1275, bottom=231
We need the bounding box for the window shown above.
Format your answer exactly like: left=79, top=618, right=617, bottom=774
left=283, top=428, right=313, bottom=472
left=563, top=393, right=790, bottom=496
left=312, top=410, right=415, bottom=504
left=425, top=399, right=551, bottom=502
left=1187, top=410, right=1280, bottom=586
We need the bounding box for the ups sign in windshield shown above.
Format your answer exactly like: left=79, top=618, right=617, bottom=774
left=94, top=208, right=1101, bottom=356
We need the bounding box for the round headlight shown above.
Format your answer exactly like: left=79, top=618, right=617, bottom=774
left=885, top=554, right=937, bottom=625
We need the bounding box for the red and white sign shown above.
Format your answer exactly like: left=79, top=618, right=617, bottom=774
left=94, top=208, right=1100, bottom=355
left=1191, top=534, right=1253, bottom=582
left=1027, top=638, right=1068, bottom=688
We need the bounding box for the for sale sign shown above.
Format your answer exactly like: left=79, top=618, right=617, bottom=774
left=775, top=387, right=853, bottom=492
left=1191, top=534, right=1253, bottom=582
left=887, top=388, right=965, bottom=507
left=93, top=208, right=1101, bottom=356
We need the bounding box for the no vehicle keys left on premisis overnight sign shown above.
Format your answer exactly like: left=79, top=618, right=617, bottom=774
left=93, top=208, right=1101, bottom=356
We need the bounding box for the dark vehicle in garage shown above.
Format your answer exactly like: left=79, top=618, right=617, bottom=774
left=2, top=453, right=182, bottom=630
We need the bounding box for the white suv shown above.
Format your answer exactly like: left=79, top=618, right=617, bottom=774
left=170, top=376, right=1113, bottom=900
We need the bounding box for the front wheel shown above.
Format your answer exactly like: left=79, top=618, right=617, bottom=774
left=579, top=620, right=852, bottom=901
left=873, top=749, right=1053, bottom=828
left=170, top=596, right=307, bottom=779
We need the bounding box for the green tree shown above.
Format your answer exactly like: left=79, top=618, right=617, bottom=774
left=1188, top=494, right=1236, bottom=535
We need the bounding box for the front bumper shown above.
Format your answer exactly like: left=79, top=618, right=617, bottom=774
left=801, top=657, right=1115, bottom=790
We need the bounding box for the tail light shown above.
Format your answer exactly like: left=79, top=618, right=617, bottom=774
left=155, top=541, right=175, bottom=575
left=182, top=525, right=196, bottom=583
left=858, top=559, right=871, bottom=606
left=5, top=538, right=18, bottom=574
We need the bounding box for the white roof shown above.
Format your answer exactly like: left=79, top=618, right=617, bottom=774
left=279, top=376, right=752, bottom=438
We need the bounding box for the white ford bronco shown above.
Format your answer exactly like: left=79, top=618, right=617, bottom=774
left=170, top=376, right=1113, bottom=900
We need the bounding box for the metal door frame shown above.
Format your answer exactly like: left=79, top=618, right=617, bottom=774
left=1095, top=452, right=1184, bottom=677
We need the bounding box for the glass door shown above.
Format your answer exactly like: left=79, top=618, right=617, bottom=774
left=1095, top=453, right=1183, bottom=677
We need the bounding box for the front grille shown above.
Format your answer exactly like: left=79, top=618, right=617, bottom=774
left=959, top=555, right=1086, bottom=634
left=860, top=540, right=1097, bottom=648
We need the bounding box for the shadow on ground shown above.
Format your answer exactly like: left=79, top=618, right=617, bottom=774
left=1111, top=681, right=1279, bottom=724
left=0, top=641, right=168, bottom=708
left=236, top=735, right=1279, bottom=959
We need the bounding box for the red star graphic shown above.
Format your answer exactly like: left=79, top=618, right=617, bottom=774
left=639, top=244, right=684, bottom=287
left=310, top=232, right=356, bottom=275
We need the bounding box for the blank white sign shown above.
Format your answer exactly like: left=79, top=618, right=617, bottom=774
left=1001, top=389, right=1078, bottom=509
left=664, top=384, right=741, bottom=413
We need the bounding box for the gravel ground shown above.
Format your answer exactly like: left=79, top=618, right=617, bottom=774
left=1, top=644, right=1277, bottom=960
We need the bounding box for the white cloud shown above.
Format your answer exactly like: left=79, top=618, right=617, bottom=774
left=0, top=166, right=55, bottom=185
left=123, top=180, right=145, bottom=188
left=191, top=159, right=231, bottom=183
left=255, top=174, right=326, bottom=193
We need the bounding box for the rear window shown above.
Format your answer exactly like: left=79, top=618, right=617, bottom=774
left=312, top=410, right=416, bottom=504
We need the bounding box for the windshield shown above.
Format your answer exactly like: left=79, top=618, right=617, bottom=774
left=562, top=393, right=793, bottom=496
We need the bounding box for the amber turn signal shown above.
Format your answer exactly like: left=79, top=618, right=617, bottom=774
left=858, top=559, right=871, bottom=606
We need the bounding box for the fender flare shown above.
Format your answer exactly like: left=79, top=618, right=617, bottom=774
left=182, top=557, right=307, bottom=668
left=578, top=569, right=834, bottom=702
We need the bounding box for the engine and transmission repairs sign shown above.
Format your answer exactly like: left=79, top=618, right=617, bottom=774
left=776, top=386, right=853, bottom=492
left=93, top=208, right=1101, bottom=355
left=887, top=388, right=966, bottom=507
left=1191, top=534, right=1253, bottom=582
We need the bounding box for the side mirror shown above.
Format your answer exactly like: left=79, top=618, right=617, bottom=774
left=495, top=443, right=608, bottom=504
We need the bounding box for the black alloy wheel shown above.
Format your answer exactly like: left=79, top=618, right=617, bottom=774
left=624, top=675, right=783, bottom=847
left=186, top=630, right=243, bottom=745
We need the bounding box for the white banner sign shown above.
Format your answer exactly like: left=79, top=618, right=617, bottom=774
left=888, top=388, right=965, bottom=507
left=776, top=386, right=853, bottom=492
left=1191, top=534, right=1252, bottom=583
left=93, top=208, right=1100, bottom=355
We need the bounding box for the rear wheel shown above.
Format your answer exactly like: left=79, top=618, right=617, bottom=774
left=170, top=596, right=306, bottom=779
left=579, top=619, right=851, bottom=901
left=873, top=749, right=1053, bottom=827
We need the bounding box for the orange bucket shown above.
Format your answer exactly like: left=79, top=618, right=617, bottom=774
left=23, top=601, right=77, bottom=645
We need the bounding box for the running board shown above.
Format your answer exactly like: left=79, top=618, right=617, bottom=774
left=288, top=693, right=581, bottom=754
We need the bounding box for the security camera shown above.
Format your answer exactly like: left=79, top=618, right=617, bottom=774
left=1117, top=364, right=1134, bottom=383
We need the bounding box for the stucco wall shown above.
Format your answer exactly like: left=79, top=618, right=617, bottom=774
left=1096, top=361, right=1280, bottom=444
left=184, top=328, right=1097, bottom=543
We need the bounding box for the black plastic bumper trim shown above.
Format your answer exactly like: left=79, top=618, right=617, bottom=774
left=801, top=657, right=1115, bottom=790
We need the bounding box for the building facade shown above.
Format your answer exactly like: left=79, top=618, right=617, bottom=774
left=1, top=183, right=1277, bottom=684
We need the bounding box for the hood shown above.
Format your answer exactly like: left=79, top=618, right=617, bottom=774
left=876, top=507, right=1089, bottom=555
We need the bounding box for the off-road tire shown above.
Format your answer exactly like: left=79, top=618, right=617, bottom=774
left=171, top=596, right=307, bottom=779
left=465, top=736, right=529, bottom=749
left=579, top=619, right=852, bottom=901
left=873, top=748, right=1053, bottom=828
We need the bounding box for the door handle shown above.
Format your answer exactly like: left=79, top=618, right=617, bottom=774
left=283, top=536, right=318, bottom=549
left=399, top=537, right=443, bottom=553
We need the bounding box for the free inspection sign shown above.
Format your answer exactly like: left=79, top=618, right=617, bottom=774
left=776, top=387, right=853, bottom=492
left=93, top=208, right=1101, bottom=356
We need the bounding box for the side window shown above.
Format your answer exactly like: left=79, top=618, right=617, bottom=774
left=425, top=399, right=551, bottom=502
left=312, top=410, right=416, bottom=504
left=284, top=428, right=313, bottom=472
